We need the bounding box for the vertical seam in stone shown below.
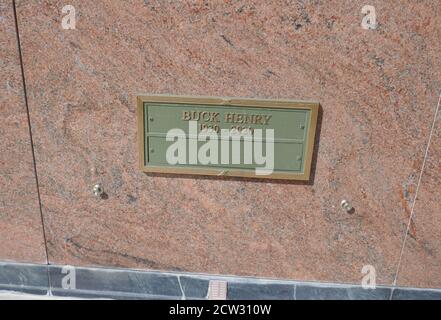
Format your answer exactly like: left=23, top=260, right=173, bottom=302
left=12, top=0, right=52, bottom=292
left=392, top=90, right=441, bottom=288
left=389, top=287, right=395, bottom=300
left=177, top=276, right=186, bottom=300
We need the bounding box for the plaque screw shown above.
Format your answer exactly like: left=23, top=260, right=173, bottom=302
left=296, top=155, right=302, bottom=160
left=300, top=125, right=305, bottom=129
left=150, top=148, right=154, bottom=153
left=149, top=117, right=154, bottom=121
left=92, top=184, right=104, bottom=197
left=341, top=200, right=353, bottom=213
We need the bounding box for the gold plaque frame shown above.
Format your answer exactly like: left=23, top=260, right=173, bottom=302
left=137, top=95, right=319, bottom=181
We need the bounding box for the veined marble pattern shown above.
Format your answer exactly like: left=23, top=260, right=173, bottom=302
left=0, top=0, right=46, bottom=263
left=13, top=0, right=441, bottom=286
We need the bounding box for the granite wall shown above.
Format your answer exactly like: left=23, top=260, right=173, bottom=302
left=1, top=0, right=440, bottom=289
left=0, top=0, right=46, bottom=263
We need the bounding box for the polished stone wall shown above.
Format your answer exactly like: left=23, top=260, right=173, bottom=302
left=0, top=0, right=46, bottom=263
left=398, top=111, right=441, bottom=288
left=1, top=0, right=440, bottom=289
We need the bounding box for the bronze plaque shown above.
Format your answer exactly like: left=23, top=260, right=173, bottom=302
left=137, top=95, right=319, bottom=180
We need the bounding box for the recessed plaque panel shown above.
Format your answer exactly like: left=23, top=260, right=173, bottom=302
left=137, top=95, right=319, bottom=180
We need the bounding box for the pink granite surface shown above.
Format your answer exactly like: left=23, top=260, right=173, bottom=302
left=397, top=105, right=441, bottom=289
left=0, top=0, right=46, bottom=263
left=13, top=0, right=441, bottom=286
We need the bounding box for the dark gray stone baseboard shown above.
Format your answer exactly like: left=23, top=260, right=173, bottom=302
left=0, top=262, right=48, bottom=296
left=1, top=261, right=440, bottom=300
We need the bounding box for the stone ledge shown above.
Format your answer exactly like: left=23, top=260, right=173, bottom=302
left=1, top=261, right=440, bottom=300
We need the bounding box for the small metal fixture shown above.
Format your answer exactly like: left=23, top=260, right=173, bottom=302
left=208, top=280, right=227, bottom=300
left=92, top=184, right=104, bottom=197
left=341, top=200, right=353, bottom=213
